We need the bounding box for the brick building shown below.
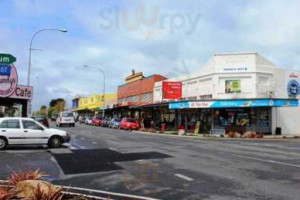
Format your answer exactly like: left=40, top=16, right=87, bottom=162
left=117, top=70, right=167, bottom=106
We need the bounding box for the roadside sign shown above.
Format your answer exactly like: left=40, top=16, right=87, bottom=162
left=0, top=65, right=11, bottom=76
left=0, top=54, right=17, bottom=64
left=0, top=64, right=18, bottom=97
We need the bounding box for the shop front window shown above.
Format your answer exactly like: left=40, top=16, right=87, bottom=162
left=214, top=108, right=251, bottom=128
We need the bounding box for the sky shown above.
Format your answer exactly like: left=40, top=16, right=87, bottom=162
left=1, top=0, right=300, bottom=110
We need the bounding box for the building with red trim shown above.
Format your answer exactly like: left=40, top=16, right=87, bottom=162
left=117, top=70, right=167, bottom=107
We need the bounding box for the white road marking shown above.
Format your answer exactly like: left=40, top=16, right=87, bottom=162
left=92, top=141, right=97, bottom=144
left=174, top=173, right=194, bottom=181
left=232, top=154, right=300, bottom=169
left=69, top=145, right=78, bottom=150
left=71, top=143, right=85, bottom=149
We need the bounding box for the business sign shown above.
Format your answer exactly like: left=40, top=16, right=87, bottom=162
left=9, top=85, right=33, bottom=100
left=0, top=64, right=18, bottom=97
left=225, top=80, right=241, bottom=93
left=223, top=67, right=248, bottom=72
left=169, top=99, right=298, bottom=109
left=0, top=65, right=11, bottom=76
left=287, top=79, right=300, bottom=97
left=162, top=81, right=182, bottom=99
left=0, top=54, right=16, bottom=64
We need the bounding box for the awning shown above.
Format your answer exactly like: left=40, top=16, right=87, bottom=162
left=169, top=98, right=298, bottom=109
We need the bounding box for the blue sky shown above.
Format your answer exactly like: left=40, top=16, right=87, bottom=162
left=1, top=0, right=300, bottom=110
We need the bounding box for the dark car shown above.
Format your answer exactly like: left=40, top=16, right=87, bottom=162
left=51, top=113, right=58, bottom=122
left=32, top=115, right=49, bottom=127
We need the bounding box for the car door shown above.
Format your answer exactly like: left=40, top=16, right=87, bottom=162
left=0, top=119, right=23, bottom=144
left=21, top=120, right=48, bottom=144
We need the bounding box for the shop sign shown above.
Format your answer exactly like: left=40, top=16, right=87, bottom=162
left=225, top=80, right=241, bottom=93
left=9, top=85, right=33, bottom=100
left=189, top=101, right=214, bottom=108
left=0, top=64, right=18, bottom=97
left=162, top=81, right=182, bottom=99
left=223, top=67, right=248, bottom=72
left=169, top=101, right=189, bottom=109
left=287, top=79, right=300, bottom=97
left=169, top=99, right=298, bottom=109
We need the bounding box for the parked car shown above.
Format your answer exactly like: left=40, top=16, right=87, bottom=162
left=0, top=117, right=70, bottom=149
left=85, top=117, right=93, bottom=125
left=120, top=118, right=140, bottom=130
left=56, top=111, right=75, bottom=127
left=103, top=118, right=111, bottom=127
left=51, top=113, right=58, bottom=122
left=110, top=118, right=121, bottom=129
left=79, top=116, right=86, bottom=124
left=92, top=117, right=103, bottom=126
left=32, top=115, right=49, bottom=128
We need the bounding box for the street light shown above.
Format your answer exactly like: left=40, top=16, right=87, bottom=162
left=83, top=65, right=106, bottom=121
left=27, top=28, right=67, bottom=86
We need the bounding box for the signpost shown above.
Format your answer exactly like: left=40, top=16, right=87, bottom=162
left=0, top=54, right=17, bottom=65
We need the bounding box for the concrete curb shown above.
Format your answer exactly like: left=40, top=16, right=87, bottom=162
left=132, top=130, right=300, bottom=141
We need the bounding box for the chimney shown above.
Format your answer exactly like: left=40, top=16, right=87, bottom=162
left=132, top=69, right=135, bottom=75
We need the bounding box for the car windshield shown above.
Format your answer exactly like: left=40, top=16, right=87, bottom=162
left=62, top=113, right=73, bottom=117
left=114, top=118, right=121, bottom=122
left=33, top=116, right=46, bottom=121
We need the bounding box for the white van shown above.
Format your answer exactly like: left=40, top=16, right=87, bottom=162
left=56, top=111, right=75, bottom=127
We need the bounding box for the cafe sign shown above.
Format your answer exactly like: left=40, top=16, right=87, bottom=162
left=0, top=64, right=18, bottom=97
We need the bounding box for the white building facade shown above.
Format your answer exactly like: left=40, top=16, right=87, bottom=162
left=153, top=53, right=300, bottom=135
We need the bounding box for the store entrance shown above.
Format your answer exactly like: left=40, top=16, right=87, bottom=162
left=178, top=109, right=212, bottom=134
left=0, top=98, right=28, bottom=117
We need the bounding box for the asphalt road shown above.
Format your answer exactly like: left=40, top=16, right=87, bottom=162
left=1, top=123, right=300, bottom=200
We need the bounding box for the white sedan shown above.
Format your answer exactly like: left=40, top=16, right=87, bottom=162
left=0, top=117, right=70, bottom=150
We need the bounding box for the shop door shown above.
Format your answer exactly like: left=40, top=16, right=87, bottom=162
left=256, top=108, right=271, bottom=134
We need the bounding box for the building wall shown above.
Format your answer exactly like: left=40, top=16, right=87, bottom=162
left=153, top=52, right=300, bottom=135
left=118, top=74, right=166, bottom=104
left=78, top=93, right=117, bottom=110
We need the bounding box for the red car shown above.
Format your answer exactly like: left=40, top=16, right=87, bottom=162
left=120, top=118, right=140, bottom=130
left=92, top=117, right=103, bottom=126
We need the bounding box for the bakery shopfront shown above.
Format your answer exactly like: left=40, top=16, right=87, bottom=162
left=169, top=99, right=298, bottom=135
left=0, top=54, right=33, bottom=117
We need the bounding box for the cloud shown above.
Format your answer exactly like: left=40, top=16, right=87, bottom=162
left=1, top=0, right=300, bottom=111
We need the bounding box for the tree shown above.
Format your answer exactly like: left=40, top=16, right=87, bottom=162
left=48, top=107, right=55, bottom=118
left=40, top=105, right=47, bottom=116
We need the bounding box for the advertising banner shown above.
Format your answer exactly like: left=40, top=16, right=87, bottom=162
left=162, top=81, right=182, bottom=100
left=225, top=80, right=241, bottom=93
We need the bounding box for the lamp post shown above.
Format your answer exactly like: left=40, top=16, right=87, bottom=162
left=27, top=28, right=67, bottom=86
left=83, top=65, right=106, bottom=121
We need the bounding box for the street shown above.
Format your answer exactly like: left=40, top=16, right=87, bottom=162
left=1, top=124, right=300, bottom=200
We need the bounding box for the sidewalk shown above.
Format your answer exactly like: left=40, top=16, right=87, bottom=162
left=132, top=130, right=300, bottom=140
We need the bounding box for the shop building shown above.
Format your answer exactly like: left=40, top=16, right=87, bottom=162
left=75, top=93, right=117, bottom=117
left=116, top=70, right=167, bottom=120
left=0, top=54, right=33, bottom=117
left=153, top=52, right=299, bottom=135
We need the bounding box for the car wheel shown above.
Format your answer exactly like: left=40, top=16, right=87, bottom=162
left=0, top=137, right=7, bottom=150
left=48, top=136, right=62, bottom=148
